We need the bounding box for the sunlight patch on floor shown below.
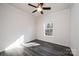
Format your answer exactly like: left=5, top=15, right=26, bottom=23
left=5, top=35, right=24, bottom=51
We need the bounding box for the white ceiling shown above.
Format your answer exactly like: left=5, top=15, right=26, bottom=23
left=8, top=3, right=72, bottom=17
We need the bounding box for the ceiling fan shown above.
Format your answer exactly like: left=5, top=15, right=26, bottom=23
left=28, top=3, right=51, bottom=14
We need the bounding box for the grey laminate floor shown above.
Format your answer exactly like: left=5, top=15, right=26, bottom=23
left=0, top=39, right=73, bottom=56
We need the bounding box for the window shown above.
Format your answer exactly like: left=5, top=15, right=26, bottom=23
left=44, top=22, right=53, bottom=36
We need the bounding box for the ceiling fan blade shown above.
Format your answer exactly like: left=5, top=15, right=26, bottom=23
left=43, top=7, right=51, bottom=10
left=32, top=10, right=37, bottom=13
left=40, top=11, right=43, bottom=14
left=28, top=4, right=37, bottom=8
left=40, top=3, right=44, bottom=6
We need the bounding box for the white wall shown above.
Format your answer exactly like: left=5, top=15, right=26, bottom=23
left=0, top=4, right=35, bottom=50
left=70, top=4, right=79, bottom=56
left=36, top=8, right=71, bottom=47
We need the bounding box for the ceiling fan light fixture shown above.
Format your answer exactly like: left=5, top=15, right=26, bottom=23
left=37, top=6, right=43, bottom=12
